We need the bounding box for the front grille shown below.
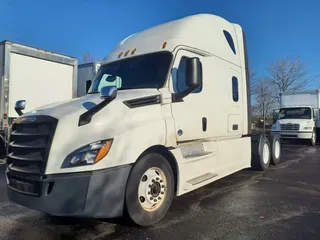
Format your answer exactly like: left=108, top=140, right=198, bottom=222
left=6, top=115, right=57, bottom=195
left=280, top=123, right=300, bottom=131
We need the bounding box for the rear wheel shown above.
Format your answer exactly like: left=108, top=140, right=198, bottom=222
left=124, top=153, right=174, bottom=226
left=251, top=135, right=271, bottom=171
left=310, top=130, right=316, bottom=146
left=268, top=135, right=281, bottom=165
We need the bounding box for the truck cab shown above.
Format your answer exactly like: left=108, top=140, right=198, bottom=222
left=6, top=14, right=281, bottom=226
left=272, top=89, right=320, bottom=146
left=272, top=106, right=317, bottom=145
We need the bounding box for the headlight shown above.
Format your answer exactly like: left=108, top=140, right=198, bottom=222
left=303, top=127, right=312, bottom=130
left=61, top=139, right=113, bottom=168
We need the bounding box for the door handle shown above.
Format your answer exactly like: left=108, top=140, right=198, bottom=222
left=202, top=117, right=207, bottom=132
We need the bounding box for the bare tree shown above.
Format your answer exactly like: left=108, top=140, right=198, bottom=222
left=82, top=52, right=94, bottom=63
left=267, top=57, right=316, bottom=100
left=254, top=78, right=277, bottom=120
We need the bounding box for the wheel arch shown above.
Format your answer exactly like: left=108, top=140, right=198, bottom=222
left=136, top=145, right=179, bottom=195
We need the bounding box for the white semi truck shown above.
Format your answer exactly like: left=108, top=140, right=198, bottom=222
left=6, top=14, right=281, bottom=226
left=272, top=89, right=320, bottom=146
left=77, top=62, right=101, bottom=97
left=0, top=41, right=78, bottom=157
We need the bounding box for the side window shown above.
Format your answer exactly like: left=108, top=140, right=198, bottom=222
left=232, top=77, right=239, bottom=102
left=175, top=56, right=202, bottom=93
left=223, top=30, right=236, bottom=55
left=86, top=80, right=92, bottom=93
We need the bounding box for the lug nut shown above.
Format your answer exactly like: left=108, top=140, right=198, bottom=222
left=156, top=177, right=159, bottom=181
left=161, top=191, right=164, bottom=194
left=154, top=199, right=157, bottom=202
left=150, top=197, right=153, bottom=200
left=152, top=179, right=155, bottom=183
left=158, top=197, right=161, bottom=200
left=160, top=180, right=163, bottom=183
left=162, top=185, right=165, bottom=188
left=149, top=184, right=152, bottom=188
left=148, top=191, right=151, bottom=195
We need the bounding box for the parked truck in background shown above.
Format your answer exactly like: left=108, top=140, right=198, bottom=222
left=6, top=14, right=282, bottom=226
left=272, top=89, right=320, bottom=146
left=0, top=41, right=78, bottom=157
left=77, top=62, right=101, bottom=97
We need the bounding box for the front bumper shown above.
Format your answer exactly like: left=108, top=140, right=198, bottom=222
left=272, top=131, right=313, bottom=139
left=7, top=164, right=132, bottom=218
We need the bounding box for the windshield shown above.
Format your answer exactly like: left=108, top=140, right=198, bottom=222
left=279, top=107, right=312, bottom=119
left=89, top=51, right=173, bottom=93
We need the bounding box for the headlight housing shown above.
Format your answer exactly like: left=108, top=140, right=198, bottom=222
left=61, top=139, right=113, bottom=168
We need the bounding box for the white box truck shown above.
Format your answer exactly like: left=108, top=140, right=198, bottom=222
left=0, top=40, right=78, bottom=157
left=6, top=14, right=282, bottom=226
left=272, top=89, right=320, bottom=146
left=77, top=62, right=101, bottom=97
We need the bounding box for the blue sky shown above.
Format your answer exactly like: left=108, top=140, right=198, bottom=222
left=0, top=0, right=319, bottom=88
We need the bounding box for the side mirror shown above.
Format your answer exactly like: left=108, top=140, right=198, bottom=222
left=79, top=86, right=117, bottom=126
left=100, top=86, right=117, bottom=101
left=173, top=57, right=202, bottom=102
left=186, top=57, right=202, bottom=89
left=15, top=100, right=26, bottom=116
left=273, top=109, right=279, bottom=124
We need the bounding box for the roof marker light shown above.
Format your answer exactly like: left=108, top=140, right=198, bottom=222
left=131, top=48, right=136, bottom=55
left=162, top=42, right=167, bottom=49
left=118, top=52, right=123, bottom=58
left=125, top=50, right=130, bottom=56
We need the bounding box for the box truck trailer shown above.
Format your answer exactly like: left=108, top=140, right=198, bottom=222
left=0, top=41, right=78, bottom=157
left=6, top=14, right=282, bottom=226
left=272, top=89, right=320, bottom=146
left=77, top=62, right=101, bottom=97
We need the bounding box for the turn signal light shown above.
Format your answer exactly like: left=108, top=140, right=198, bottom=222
left=162, top=42, right=167, bottom=49
left=95, top=140, right=113, bottom=163
left=3, top=113, right=7, bottom=119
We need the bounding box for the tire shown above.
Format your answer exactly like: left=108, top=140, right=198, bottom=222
left=268, top=134, right=281, bottom=165
left=310, top=130, right=316, bottom=147
left=0, top=137, right=5, bottom=158
left=124, top=153, right=174, bottom=226
left=251, top=135, right=271, bottom=171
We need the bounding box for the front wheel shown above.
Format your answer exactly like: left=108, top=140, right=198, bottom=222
left=124, top=153, right=174, bottom=226
left=310, top=130, right=316, bottom=146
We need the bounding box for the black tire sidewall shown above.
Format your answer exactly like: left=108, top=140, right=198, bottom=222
left=0, top=137, right=5, bottom=158
left=124, top=153, right=174, bottom=226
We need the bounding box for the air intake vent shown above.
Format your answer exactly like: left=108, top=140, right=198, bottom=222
left=124, top=95, right=161, bottom=108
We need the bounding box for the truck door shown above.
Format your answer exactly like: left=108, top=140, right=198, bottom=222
left=169, top=50, right=209, bottom=142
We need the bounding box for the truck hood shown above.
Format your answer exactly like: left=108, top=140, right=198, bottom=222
left=24, top=88, right=160, bottom=119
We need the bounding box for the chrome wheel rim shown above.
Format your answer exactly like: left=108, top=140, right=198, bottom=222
left=312, top=132, right=316, bottom=144
left=138, top=167, right=167, bottom=211
left=263, top=143, right=270, bottom=164
left=274, top=140, right=281, bottom=159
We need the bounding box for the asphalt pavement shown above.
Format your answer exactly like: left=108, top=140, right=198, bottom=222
left=0, top=141, right=319, bottom=240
